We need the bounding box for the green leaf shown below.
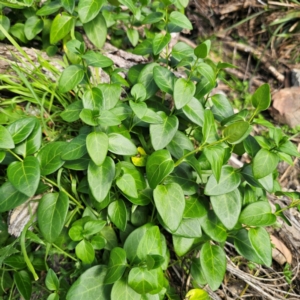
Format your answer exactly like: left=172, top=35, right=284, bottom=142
left=153, top=183, right=185, bottom=231
left=210, top=189, right=241, bottom=230
left=201, top=211, right=227, bottom=242
left=200, top=242, right=226, bottom=291
left=133, top=39, right=153, bottom=56
left=111, top=278, right=141, bottom=300
left=142, top=12, right=164, bottom=24
left=50, top=14, right=74, bottom=44
left=152, top=32, right=171, bottom=55
left=252, top=83, right=271, bottom=112
left=108, top=133, right=137, bottom=156
left=76, top=239, right=95, bottom=264
left=48, top=293, right=59, bottom=300
left=182, top=97, right=204, bottom=126
left=91, top=235, right=107, bottom=250
left=166, top=131, right=194, bottom=159
left=108, top=199, right=127, bottom=231
left=6, top=117, right=36, bottom=144
left=61, top=0, right=75, bottom=13
left=153, top=66, right=175, bottom=94
left=169, top=11, right=193, bottom=30
left=138, top=63, right=159, bottom=99
left=130, top=101, right=162, bottom=124
left=61, top=135, right=87, bottom=161
left=278, top=140, right=300, bottom=157
left=58, top=65, right=85, bottom=93
left=45, top=269, right=59, bottom=291
left=252, top=149, right=279, bottom=179
left=150, top=112, right=178, bottom=150
left=174, top=78, right=195, bottom=109
left=97, top=83, right=122, bottom=110
left=194, top=40, right=211, bottom=58
left=173, top=236, right=194, bottom=256
left=183, top=196, right=207, bottom=218
left=10, top=23, right=28, bottom=43
left=119, top=0, right=137, bottom=13
left=36, top=1, right=61, bottom=16
left=243, top=135, right=260, bottom=157
left=88, top=157, right=115, bottom=202
left=146, top=149, right=174, bottom=189
left=78, top=0, right=105, bottom=23
left=7, top=156, right=40, bottom=197
left=202, top=110, right=218, bottom=144
left=24, top=16, right=43, bottom=40
left=234, top=229, right=264, bottom=264
left=173, top=218, right=202, bottom=238
left=0, top=125, right=14, bottom=149
left=0, top=182, right=28, bottom=213
left=127, top=28, right=139, bottom=46
left=84, top=220, right=106, bottom=236
left=82, top=51, right=113, bottom=68
left=249, top=227, right=272, bottom=266
left=211, top=94, right=234, bottom=121
left=172, top=42, right=194, bottom=61
left=186, top=289, right=210, bottom=300
left=223, top=121, right=252, bottom=145
left=104, top=247, right=127, bottom=284
left=37, top=142, right=66, bottom=175
left=197, top=63, right=215, bottom=85
left=14, top=270, right=32, bottom=300
left=0, top=15, right=10, bottom=40
left=116, top=173, right=138, bottom=198
left=83, top=12, right=107, bottom=49
left=61, top=101, right=83, bottom=122
left=131, top=83, right=147, bottom=102
left=205, top=165, right=241, bottom=196
left=86, top=131, right=108, bottom=166
left=239, top=201, right=276, bottom=226
left=66, top=265, right=110, bottom=300
left=38, top=192, right=69, bottom=243
left=203, top=146, right=225, bottom=182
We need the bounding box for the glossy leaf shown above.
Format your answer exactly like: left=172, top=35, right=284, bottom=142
left=210, top=189, right=241, bottom=229
left=38, top=192, right=69, bottom=243
left=169, top=11, right=193, bottom=29
left=0, top=15, right=10, bottom=40
left=173, top=218, right=202, bottom=238
left=108, top=200, right=127, bottom=231
left=36, top=1, right=61, bottom=15
left=249, top=227, right=272, bottom=266
left=200, top=242, right=226, bottom=291
left=186, top=289, right=210, bottom=300
left=183, top=196, right=207, bottom=219
left=82, top=51, right=113, bottom=68
left=104, top=247, right=127, bottom=284
left=97, top=83, right=122, bottom=110
left=173, top=236, right=194, bottom=256
left=58, top=65, right=85, bottom=93
left=127, top=28, right=139, bottom=46
left=108, top=133, right=137, bottom=156
left=7, top=156, right=40, bottom=197
left=252, top=83, right=271, bottom=112
left=197, top=63, right=215, bottom=85
left=76, top=239, right=95, bottom=264
left=24, top=16, right=43, bottom=40
left=7, top=117, right=36, bottom=144
left=172, top=42, right=194, bottom=61
left=66, top=265, right=110, bottom=300
left=50, top=14, right=74, bottom=44
left=146, top=149, right=174, bottom=189
left=45, top=269, right=59, bottom=291
left=239, top=201, right=276, bottom=226
left=61, top=0, right=75, bottom=13
left=61, top=101, right=83, bottom=122
left=174, top=78, right=195, bottom=109
left=223, top=121, right=252, bottom=144
left=211, top=93, right=233, bottom=121
left=194, top=40, right=211, bottom=58
left=201, top=211, right=227, bottom=242
left=202, top=110, right=218, bottom=144
left=111, top=278, right=141, bottom=300
left=205, top=166, right=241, bottom=196
left=182, top=97, right=204, bottom=126
left=86, top=131, right=108, bottom=166
left=0, top=125, right=14, bottom=149
left=153, top=183, right=185, bottom=231
left=14, top=270, right=32, bottom=300
left=203, top=146, right=225, bottom=183
left=153, top=66, right=175, bottom=95
left=142, top=12, right=164, bottom=24
left=152, top=32, right=171, bottom=55
left=116, top=173, right=138, bottom=198
left=83, top=12, right=107, bottom=49
left=78, top=0, right=105, bottom=23
left=61, top=135, right=87, bottom=160
left=150, top=112, right=178, bottom=150
left=253, top=148, right=278, bottom=179
left=138, top=63, right=159, bottom=99
left=82, top=88, right=103, bottom=111
left=88, top=157, right=115, bottom=202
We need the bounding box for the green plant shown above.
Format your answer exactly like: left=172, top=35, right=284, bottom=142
left=0, top=1, right=299, bottom=299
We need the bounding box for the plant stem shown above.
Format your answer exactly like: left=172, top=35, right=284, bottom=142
left=52, top=243, right=78, bottom=261
left=7, top=149, right=23, bottom=162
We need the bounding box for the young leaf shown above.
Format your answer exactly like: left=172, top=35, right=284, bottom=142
left=83, top=12, right=107, bottom=49
left=111, top=278, right=141, bottom=300
left=153, top=66, right=175, bottom=94
left=194, top=40, right=211, bottom=58
left=78, top=0, right=105, bottom=23
left=252, top=83, right=271, bottom=112
left=153, top=183, right=185, bottom=231
left=223, top=121, right=252, bottom=144
left=152, top=32, right=171, bottom=55
left=210, top=189, right=241, bottom=230
left=7, top=156, right=40, bottom=197
left=82, top=51, right=113, bottom=68
left=146, top=149, right=174, bottom=189
left=174, top=78, right=195, bottom=109
left=249, top=227, right=272, bottom=266
left=6, top=117, right=36, bottom=144
left=76, top=239, right=95, bottom=264
left=86, top=131, right=108, bottom=166
left=173, top=236, right=194, bottom=256
left=58, top=65, right=85, bottom=93
left=203, top=146, right=225, bottom=183
left=61, top=135, right=87, bottom=160
left=24, top=16, right=43, bottom=40
left=127, top=28, right=139, bottom=46
left=169, top=11, right=193, bottom=30
left=37, top=142, right=67, bottom=175
left=131, top=83, right=147, bottom=102
left=38, top=192, right=69, bottom=243
left=45, top=269, right=59, bottom=291
left=66, top=265, right=110, bottom=299
left=50, top=14, right=74, bottom=44
left=0, top=182, right=28, bottom=212
left=150, top=112, right=178, bottom=150
left=252, top=149, right=278, bottom=179
left=239, top=201, right=276, bottom=226
left=88, top=157, right=115, bottom=202
left=205, top=166, right=241, bottom=196
left=186, top=289, right=210, bottom=300
left=14, top=270, right=32, bottom=300
left=104, top=247, right=127, bottom=284
left=108, top=200, right=128, bottom=231
left=108, top=133, right=137, bottom=156
left=200, top=242, right=226, bottom=291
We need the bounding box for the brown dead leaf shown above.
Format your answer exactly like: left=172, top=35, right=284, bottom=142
left=270, top=234, right=292, bottom=265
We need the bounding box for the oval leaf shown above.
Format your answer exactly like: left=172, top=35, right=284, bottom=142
left=252, top=149, right=278, bottom=179
left=223, top=121, right=252, bottom=144
left=50, top=14, right=74, bottom=44
left=174, top=78, right=195, bottom=109
left=86, top=131, right=108, bottom=166
left=78, top=0, right=105, bottom=23
left=252, top=83, right=271, bottom=112
left=0, top=125, right=14, bottom=149
left=108, top=133, right=137, bottom=156
left=58, top=65, right=85, bottom=93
